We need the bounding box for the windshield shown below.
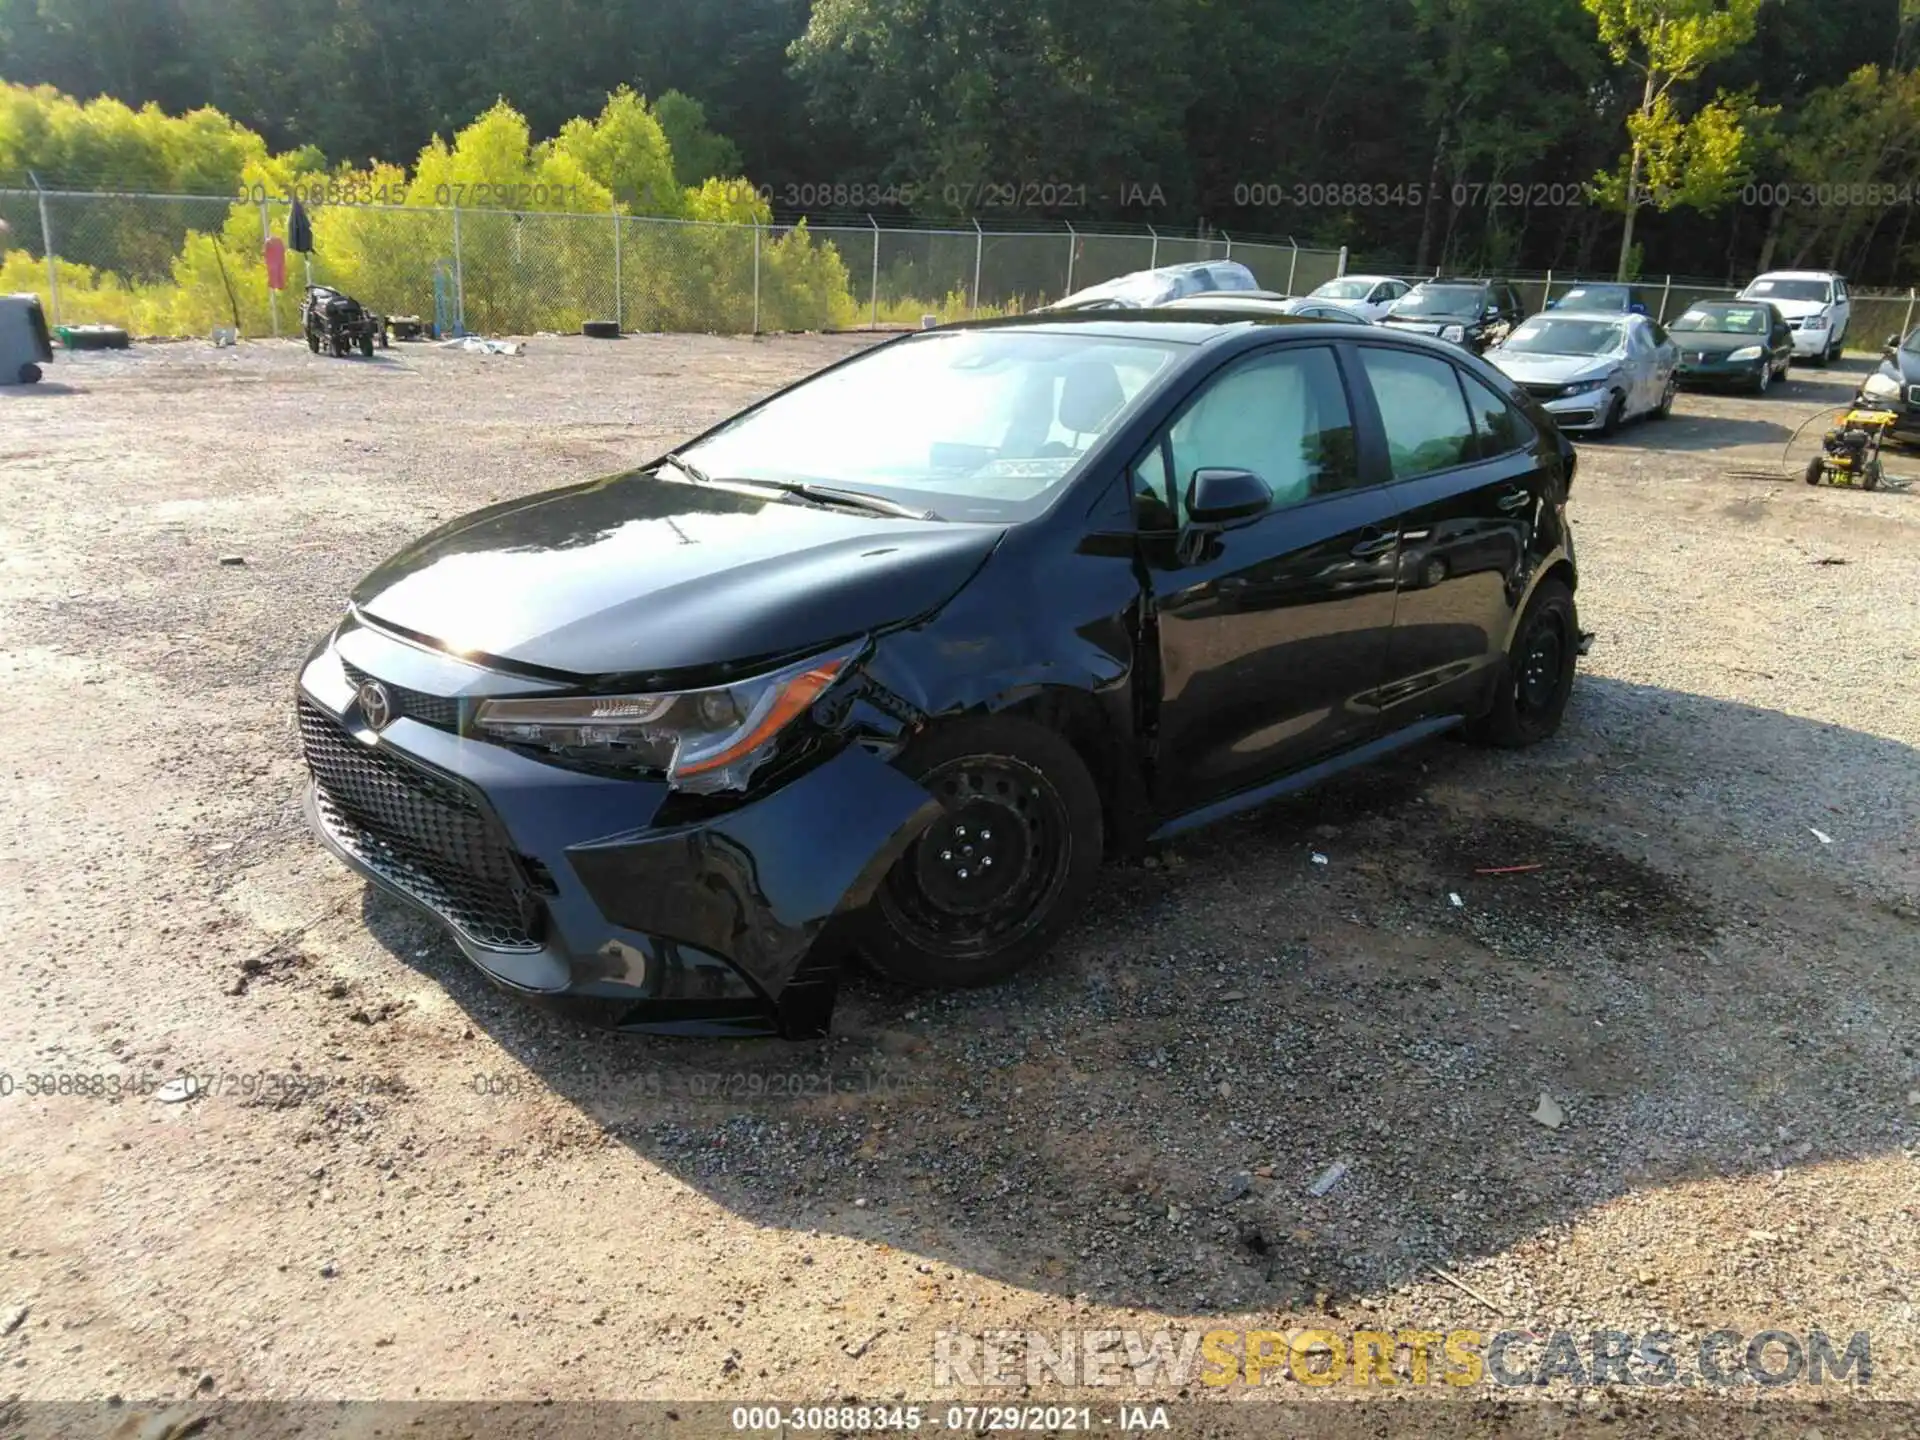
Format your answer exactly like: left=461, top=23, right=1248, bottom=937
left=1743, top=278, right=1832, bottom=304
left=1501, top=316, right=1626, bottom=356
left=1311, top=279, right=1373, bottom=300
left=1671, top=305, right=1768, bottom=334
left=1558, top=285, right=1631, bottom=310
left=676, top=330, right=1181, bottom=520
left=1392, top=285, right=1484, bottom=318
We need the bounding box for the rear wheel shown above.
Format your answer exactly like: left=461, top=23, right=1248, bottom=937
left=1805, top=455, right=1825, bottom=486
left=1651, top=373, right=1677, bottom=418
left=18, top=362, right=41, bottom=384
left=1864, top=458, right=1883, bottom=491
left=854, top=715, right=1103, bottom=990
left=358, top=332, right=375, bottom=357
left=1470, top=579, right=1577, bottom=749
left=305, top=324, right=320, bottom=354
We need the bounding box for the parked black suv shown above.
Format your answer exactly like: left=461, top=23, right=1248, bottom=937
left=1382, top=278, right=1528, bottom=354
left=298, top=313, right=1581, bottom=1038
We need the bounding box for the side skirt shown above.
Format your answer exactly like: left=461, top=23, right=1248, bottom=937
left=1147, top=714, right=1466, bottom=843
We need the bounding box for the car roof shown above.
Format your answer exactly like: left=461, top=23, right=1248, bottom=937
left=938, top=309, right=1398, bottom=344
left=1536, top=309, right=1633, bottom=322
left=1418, top=276, right=1496, bottom=287
left=1317, top=273, right=1403, bottom=284
left=1749, top=269, right=1842, bottom=280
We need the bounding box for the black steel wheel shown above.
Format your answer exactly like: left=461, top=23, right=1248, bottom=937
left=18, top=362, right=41, bottom=384
left=856, top=715, right=1102, bottom=989
left=359, top=332, right=375, bottom=357
left=1469, top=578, right=1577, bottom=749
left=1805, top=455, right=1825, bottom=486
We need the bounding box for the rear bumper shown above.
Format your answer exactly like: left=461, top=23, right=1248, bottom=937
left=296, top=636, right=939, bottom=1038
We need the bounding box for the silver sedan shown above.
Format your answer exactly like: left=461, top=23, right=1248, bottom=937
left=1485, top=310, right=1680, bottom=435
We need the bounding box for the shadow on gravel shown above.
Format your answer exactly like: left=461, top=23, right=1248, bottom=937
left=1599, top=414, right=1797, bottom=452
left=358, top=676, right=1920, bottom=1313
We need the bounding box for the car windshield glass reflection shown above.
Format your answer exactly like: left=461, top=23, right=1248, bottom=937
left=1671, top=306, right=1768, bottom=334
left=1392, top=285, right=1483, bottom=318
left=1502, top=317, right=1625, bottom=356
left=1311, top=279, right=1372, bottom=299
left=1743, top=279, right=1831, bottom=303
left=1559, top=286, right=1630, bottom=309
left=678, top=330, right=1181, bottom=519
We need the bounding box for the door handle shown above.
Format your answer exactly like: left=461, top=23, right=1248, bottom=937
left=1496, top=488, right=1532, bottom=513
left=1349, top=529, right=1398, bottom=558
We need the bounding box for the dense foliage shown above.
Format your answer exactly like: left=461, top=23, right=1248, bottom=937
left=5, top=0, right=1920, bottom=281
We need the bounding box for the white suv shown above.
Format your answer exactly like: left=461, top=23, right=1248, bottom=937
left=1738, top=270, right=1851, bottom=364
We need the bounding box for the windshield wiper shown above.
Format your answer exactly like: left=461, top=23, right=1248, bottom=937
left=654, top=451, right=712, bottom=485
left=754, top=480, right=938, bottom=521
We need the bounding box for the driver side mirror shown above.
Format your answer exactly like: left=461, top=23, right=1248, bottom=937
left=1886, top=334, right=1901, bottom=353
left=1186, top=467, right=1272, bottom=525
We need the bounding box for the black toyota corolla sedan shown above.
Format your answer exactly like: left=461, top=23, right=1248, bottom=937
left=298, top=312, right=1582, bottom=1038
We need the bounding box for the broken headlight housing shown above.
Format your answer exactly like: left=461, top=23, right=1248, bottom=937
left=474, top=643, right=859, bottom=792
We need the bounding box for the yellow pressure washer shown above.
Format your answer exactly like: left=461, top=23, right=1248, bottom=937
left=1803, top=403, right=1895, bottom=490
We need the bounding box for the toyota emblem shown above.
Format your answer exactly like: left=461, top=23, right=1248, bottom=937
left=356, top=680, right=393, bottom=731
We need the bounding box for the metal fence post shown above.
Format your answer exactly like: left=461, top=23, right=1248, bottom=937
left=752, top=222, right=762, bottom=334
left=1220, top=229, right=1232, bottom=260
left=260, top=197, right=279, bottom=337
left=451, top=200, right=466, bottom=334
left=1148, top=224, right=1160, bottom=271
left=971, top=219, right=984, bottom=318
left=1904, top=287, right=1915, bottom=339
left=1336, top=245, right=1348, bottom=278
left=1544, top=268, right=1554, bottom=309
left=1658, top=273, right=1673, bottom=324
left=1064, top=220, right=1077, bottom=297
left=1285, top=238, right=1298, bottom=297
left=612, top=201, right=623, bottom=333
left=29, top=173, right=60, bottom=329
left=868, top=214, right=881, bottom=330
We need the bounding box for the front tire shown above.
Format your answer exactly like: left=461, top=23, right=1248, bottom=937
left=1470, top=579, right=1577, bottom=749
left=1753, top=361, right=1772, bottom=395
left=855, top=715, right=1103, bottom=990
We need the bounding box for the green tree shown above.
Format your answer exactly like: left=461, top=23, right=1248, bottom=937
left=653, top=90, right=742, bottom=188
left=1583, top=0, right=1767, bottom=279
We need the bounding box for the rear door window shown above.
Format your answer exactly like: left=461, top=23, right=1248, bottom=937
left=1355, top=347, right=1477, bottom=479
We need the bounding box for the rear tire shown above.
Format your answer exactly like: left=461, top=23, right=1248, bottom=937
left=18, top=362, right=41, bottom=383
left=1864, top=459, right=1883, bottom=491
left=1469, top=579, right=1577, bottom=749
left=358, top=332, right=375, bottom=357
left=1651, top=373, right=1676, bottom=418
left=1805, top=456, right=1825, bottom=486
left=582, top=319, right=621, bottom=339
left=854, top=715, right=1103, bottom=990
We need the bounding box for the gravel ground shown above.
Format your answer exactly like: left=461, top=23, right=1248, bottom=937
left=0, top=334, right=1915, bottom=1424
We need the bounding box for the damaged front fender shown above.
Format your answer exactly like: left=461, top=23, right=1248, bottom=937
left=565, top=742, right=943, bottom=1036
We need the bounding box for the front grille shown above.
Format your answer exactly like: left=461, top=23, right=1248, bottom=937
left=340, top=661, right=460, bottom=730
left=298, top=698, right=540, bottom=950
left=1522, top=382, right=1565, bottom=399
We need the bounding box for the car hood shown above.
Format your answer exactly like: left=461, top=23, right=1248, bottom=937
left=1380, top=315, right=1470, bottom=333
left=1487, top=352, right=1620, bottom=385
left=1744, top=295, right=1827, bottom=320
left=1672, top=331, right=1767, bottom=355
left=351, top=472, right=1004, bottom=679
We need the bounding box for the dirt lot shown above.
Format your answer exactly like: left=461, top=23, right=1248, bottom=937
left=0, top=332, right=1916, bottom=1421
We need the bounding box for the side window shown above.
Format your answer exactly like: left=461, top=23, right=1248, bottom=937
left=1159, top=346, right=1358, bottom=516
left=1461, top=373, right=1531, bottom=459
left=1356, top=346, right=1477, bottom=479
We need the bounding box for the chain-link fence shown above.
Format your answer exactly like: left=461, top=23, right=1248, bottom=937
left=6, top=186, right=1917, bottom=348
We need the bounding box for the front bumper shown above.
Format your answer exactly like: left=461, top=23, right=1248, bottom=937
left=297, top=631, right=939, bottom=1037
left=1788, top=326, right=1833, bottom=358
left=1677, top=355, right=1767, bottom=386
left=1535, top=388, right=1614, bottom=432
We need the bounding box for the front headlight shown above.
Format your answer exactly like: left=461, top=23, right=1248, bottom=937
left=1565, top=374, right=1613, bottom=394
left=1862, top=371, right=1903, bottom=401
left=1440, top=325, right=1466, bottom=342
left=1726, top=346, right=1764, bottom=362
left=474, top=643, right=859, bottom=792
left=1803, top=313, right=1830, bottom=330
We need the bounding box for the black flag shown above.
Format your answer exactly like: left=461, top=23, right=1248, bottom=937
left=288, top=198, right=314, bottom=254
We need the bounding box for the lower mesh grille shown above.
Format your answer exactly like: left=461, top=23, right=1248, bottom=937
left=298, top=698, right=540, bottom=951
